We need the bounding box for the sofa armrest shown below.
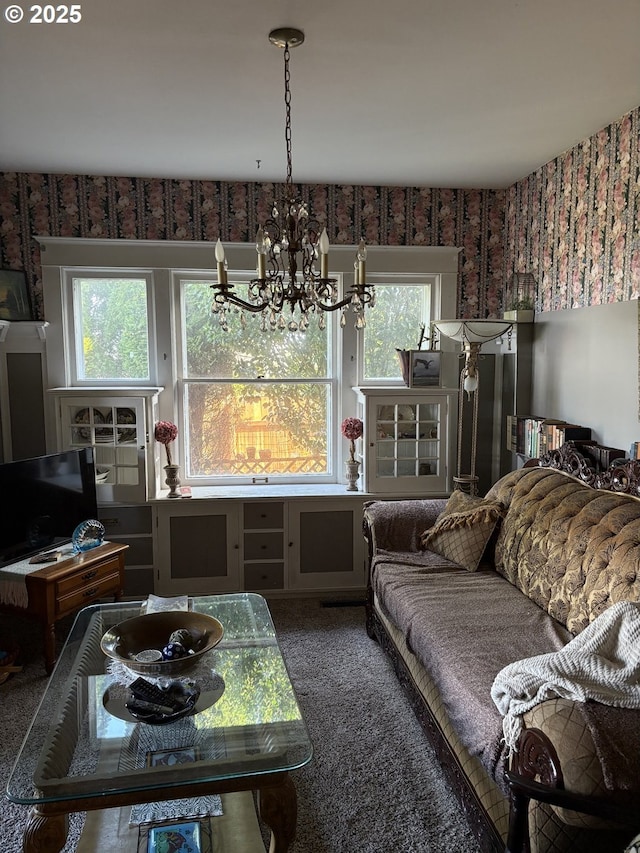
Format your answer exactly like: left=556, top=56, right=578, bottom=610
left=505, top=766, right=639, bottom=853
left=363, top=498, right=447, bottom=555
left=505, top=724, right=639, bottom=853
left=503, top=699, right=640, bottom=852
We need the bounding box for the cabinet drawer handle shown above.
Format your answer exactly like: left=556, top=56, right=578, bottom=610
left=83, top=586, right=99, bottom=598
left=82, top=570, right=98, bottom=581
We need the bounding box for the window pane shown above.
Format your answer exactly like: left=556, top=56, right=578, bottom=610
left=185, top=382, right=330, bottom=477
left=74, top=278, right=149, bottom=380
left=182, top=280, right=329, bottom=379
left=362, top=284, right=430, bottom=381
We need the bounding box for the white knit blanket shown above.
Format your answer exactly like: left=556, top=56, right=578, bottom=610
left=491, top=600, right=640, bottom=752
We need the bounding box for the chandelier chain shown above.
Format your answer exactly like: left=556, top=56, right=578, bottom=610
left=284, top=42, right=293, bottom=191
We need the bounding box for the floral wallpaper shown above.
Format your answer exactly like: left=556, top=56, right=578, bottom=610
left=0, top=174, right=504, bottom=320
left=1, top=105, right=638, bottom=321
left=504, top=106, right=640, bottom=311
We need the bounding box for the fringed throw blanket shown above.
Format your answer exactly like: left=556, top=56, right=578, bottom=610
left=491, top=600, right=640, bottom=752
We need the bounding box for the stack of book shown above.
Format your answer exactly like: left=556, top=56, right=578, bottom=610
left=505, top=416, right=592, bottom=458
left=581, top=445, right=626, bottom=469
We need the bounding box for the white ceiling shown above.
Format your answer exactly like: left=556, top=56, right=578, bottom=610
left=1, top=0, right=639, bottom=189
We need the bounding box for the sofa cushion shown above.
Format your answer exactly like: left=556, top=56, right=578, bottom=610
left=372, top=560, right=573, bottom=787
left=487, top=467, right=640, bottom=633
left=420, top=490, right=505, bottom=572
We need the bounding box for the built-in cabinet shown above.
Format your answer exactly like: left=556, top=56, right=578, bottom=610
left=48, top=387, right=162, bottom=502
left=153, top=495, right=366, bottom=596
left=354, top=386, right=456, bottom=494
left=154, top=500, right=240, bottom=595
left=0, top=320, right=49, bottom=462
left=287, top=499, right=364, bottom=591
left=98, top=504, right=154, bottom=598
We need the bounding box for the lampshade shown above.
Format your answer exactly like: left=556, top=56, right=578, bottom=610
left=433, top=319, right=513, bottom=345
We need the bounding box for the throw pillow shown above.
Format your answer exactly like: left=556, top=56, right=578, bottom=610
left=420, top=490, right=505, bottom=572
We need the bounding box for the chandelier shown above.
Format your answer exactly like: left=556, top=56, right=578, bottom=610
left=210, top=27, right=375, bottom=333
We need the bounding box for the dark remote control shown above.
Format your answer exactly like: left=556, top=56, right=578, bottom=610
left=128, top=677, right=181, bottom=712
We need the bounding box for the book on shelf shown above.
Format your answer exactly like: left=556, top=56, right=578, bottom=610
left=505, top=414, right=518, bottom=453
left=583, top=445, right=626, bottom=469
left=506, top=415, right=592, bottom=458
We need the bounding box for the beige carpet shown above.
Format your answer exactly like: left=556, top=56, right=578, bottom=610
left=2, top=599, right=481, bottom=852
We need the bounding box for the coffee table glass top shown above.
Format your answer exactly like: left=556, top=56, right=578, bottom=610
left=7, top=593, right=313, bottom=805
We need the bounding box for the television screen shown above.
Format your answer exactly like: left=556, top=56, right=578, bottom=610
left=0, top=448, right=98, bottom=566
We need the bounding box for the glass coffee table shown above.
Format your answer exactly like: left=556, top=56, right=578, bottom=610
left=6, top=593, right=313, bottom=853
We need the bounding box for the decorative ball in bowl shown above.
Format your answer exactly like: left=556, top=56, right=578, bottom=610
left=100, top=611, right=224, bottom=675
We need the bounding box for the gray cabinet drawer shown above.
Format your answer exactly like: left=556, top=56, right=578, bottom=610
left=243, top=502, right=284, bottom=529
left=244, top=531, right=283, bottom=560
left=244, top=563, right=284, bottom=590
left=99, top=505, right=152, bottom=535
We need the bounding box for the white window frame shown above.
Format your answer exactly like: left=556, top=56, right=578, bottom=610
left=356, top=272, right=439, bottom=387
left=38, top=237, right=460, bottom=488
left=172, top=266, right=339, bottom=485
left=61, top=268, right=158, bottom=387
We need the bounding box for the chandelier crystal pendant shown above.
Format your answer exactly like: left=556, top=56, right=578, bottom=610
left=210, top=27, right=375, bottom=333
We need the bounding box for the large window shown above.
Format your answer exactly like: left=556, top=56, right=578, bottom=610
left=44, top=241, right=459, bottom=490
left=177, top=275, right=335, bottom=481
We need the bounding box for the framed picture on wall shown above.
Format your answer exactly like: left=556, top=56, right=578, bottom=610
left=410, top=350, right=441, bottom=387
left=0, top=269, right=33, bottom=321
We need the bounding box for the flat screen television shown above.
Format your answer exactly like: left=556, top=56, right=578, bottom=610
left=0, top=448, right=98, bottom=567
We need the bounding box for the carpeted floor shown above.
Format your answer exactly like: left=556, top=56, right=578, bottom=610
left=1, top=599, right=481, bottom=852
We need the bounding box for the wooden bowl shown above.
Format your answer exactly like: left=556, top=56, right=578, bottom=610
left=100, top=611, right=224, bottom=675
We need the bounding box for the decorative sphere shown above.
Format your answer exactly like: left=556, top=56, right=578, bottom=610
left=169, top=629, right=192, bottom=649
left=162, top=642, right=187, bottom=660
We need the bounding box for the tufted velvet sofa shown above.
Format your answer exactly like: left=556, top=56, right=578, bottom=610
left=364, top=446, right=640, bottom=853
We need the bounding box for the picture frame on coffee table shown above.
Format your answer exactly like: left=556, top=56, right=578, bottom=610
left=137, top=817, right=212, bottom=853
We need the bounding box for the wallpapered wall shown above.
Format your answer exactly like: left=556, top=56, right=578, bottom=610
left=504, top=106, right=640, bottom=310
left=0, top=177, right=505, bottom=319
left=0, top=105, right=638, bottom=320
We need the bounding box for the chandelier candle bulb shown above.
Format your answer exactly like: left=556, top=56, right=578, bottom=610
left=256, top=228, right=267, bottom=279
left=357, top=240, right=367, bottom=285
left=215, top=239, right=227, bottom=285
left=319, top=228, right=330, bottom=279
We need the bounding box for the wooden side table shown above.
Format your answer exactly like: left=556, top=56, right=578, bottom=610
left=3, top=542, right=128, bottom=673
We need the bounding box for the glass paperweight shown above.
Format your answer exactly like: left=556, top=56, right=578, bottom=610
left=71, top=519, right=105, bottom=553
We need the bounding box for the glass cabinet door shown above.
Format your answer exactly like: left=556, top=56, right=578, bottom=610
left=375, top=401, right=442, bottom=479
left=55, top=394, right=156, bottom=502
left=60, top=396, right=144, bottom=499
left=356, top=389, right=453, bottom=494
